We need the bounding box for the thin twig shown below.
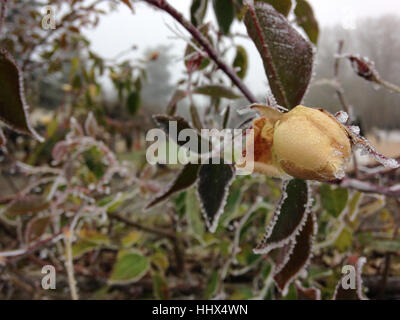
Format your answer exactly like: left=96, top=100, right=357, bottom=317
left=109, top=212, right=176, bottom=239
left=335, top=177, right=400, bottom=198
left=334, top=40, right=361, bottom=178
left=221, top=199, right=263, bottom=280
left=64, top=228, right=79, bottom=300
left=143, top=0, right=257, bottom=103
left=2, top=230, right=64, bottom=263
left=376, top=78, right=400, bottom=95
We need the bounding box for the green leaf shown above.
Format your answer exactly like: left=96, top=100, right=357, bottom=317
left=72, top=240, right=99, bottom=258
left=256, top=0, right=292, bottom=16
left=72, top=230, right=110, bottom=258
left=204, top=270, right=219, bottom=298
left=186, top=189, right=205, bottom=240
left=126, top=91, right=141, bottom=115
left=233, top=45, right=248, bottom=79
left=121, top=231, right=141, bottom=248
left=244, top=2, right=313, bottom=109
left=294, top=0, right=319, bottom=45
left=79, top=229, right=110, bottom=245
left=334, top=227, right=353, bottom=252
left=193, top=85, right=241, bottom=99
left=197, top=159, right=235, bottom=233
left=319, top=184, right=348, bottom=218
left=213, top=0, right=234, bottom=34
left=190, top=0, right=208, bottom=27
left=0, top=48, right=43, bottom=141
left=153, top=272, right=169, bottom=299
left=220, top=186, right=242, bottom=226
left=6, top=195, right=49, bottom=216
left=274, top=212, right=316, bottom=295
left=109, top=250, right=150, bottom=284
left=145, top=163, right=200, bottom=209
left=254, top=179, right=311, bottom=254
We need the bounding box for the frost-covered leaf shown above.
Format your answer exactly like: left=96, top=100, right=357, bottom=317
left=319, top=184, right=348, bottom=218
left=121, top=231, right=141, bottom=248
left=145, top=163, right=200, bottom=209
left=6, top=195, right=49, bottom=216
left=213, top=0, right=234, bottom=34
left=233, top=45, right=248, bottom=79
left=333, top=256, right=368, bottom=300
left=193, top=85, right=241, bottom=99
left=294, top=280, right=321, bottom=300
left=294, top=0, right=319, bottom=45
left=72, top=229, right=110, bottom=258
left=190, top=0, right=208, bottom=27
left=273, top=211, right=316, bottom=295
left=151, top=251, right=169, bottom=272
left=254, top=179, right=311, bottom=254
left=25, top=216, right=50, bottom=243
left=257, top=0, right=292, bottom=17
left=72, top=240, right=100, bottom=258
left=186, top=189, right=205, bottom=240
left=0, top=48, right=43, bottom=141
left=197, top=159, right=235, bottom=233
left=109, top=250, right=150, bottom=285
left=244, top=2, right=313, bottom=109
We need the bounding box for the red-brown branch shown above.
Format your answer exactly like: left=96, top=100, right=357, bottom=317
left=143, top=0, right=257, bottom=104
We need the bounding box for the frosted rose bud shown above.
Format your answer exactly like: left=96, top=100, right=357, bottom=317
left=272, top=105, right=351, bottom=181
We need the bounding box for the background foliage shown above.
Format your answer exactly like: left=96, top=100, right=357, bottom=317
left=0, top=0, right=399, bottom=300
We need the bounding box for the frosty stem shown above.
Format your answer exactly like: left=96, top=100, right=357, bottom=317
left=143, top=0, right=257, bottom=104
left=335, top=177, right=400, bottom=198
left=377, top=78, right=400, bottom=95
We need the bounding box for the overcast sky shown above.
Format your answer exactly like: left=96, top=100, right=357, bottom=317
left=84, top=0, right=400, bottom=96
